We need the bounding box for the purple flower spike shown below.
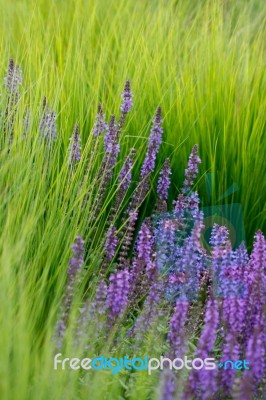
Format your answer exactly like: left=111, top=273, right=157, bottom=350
left=104, top=115, right=120, bottom=157
left=120, top=80, right=133, bottom=114
left=157, top=158, right=171, bottom=201
left=68, top=235, right=85, bottom=276
left=104, top=226, right=118, bottom=262
left=168, top=301, right=189, bottom=358
left=54, top=235, right=85, bottom=349
left=243, top=327, right=265, bottom=389
left=69, top=123, right=81, bottom=168
left=182, top=144, right=201, bottom=194
left=106, top=269, right=130, bottom=323
left=118, top=149, right=135, bottom=191
left=93, top=104, right=107, bottom=136
left=40, top=99, right=57, bottom=142
left=141, top=107, right=163, bottom=178
left=159, top=370, right=176, bottom=400
left=5, top=58, right=22, bottom=97
left=184, top=297, right=219, bottom=399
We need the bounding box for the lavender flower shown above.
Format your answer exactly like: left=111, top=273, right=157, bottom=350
left=129, top=221, right=156, bottom=303
left=140, top=107, right=163, bottom=178
left=40, top=98, right=57, bottom=142
left=69, top=123, right=81, bottom=168
left=106, top=269, right=130, bottom=324
left=210, top=224, right=232, bottom=298
left=167, top=301, right=189, bottom=358
left=120, top=80, right=133, bottom=114
left=105, top=149, right=135, bottom=230
left=23, top=109, right=31, bottom=138
left=4, top=59, right=22, bottom=98
left=157, top=158, right=171, bottom=201
left=220, top=332, right=240, bottom=396
left=92, top=280, right=108, bottom=316
left=104, top=115, right=119, bottom=155
left=118, top=149, right=135, bottom=191
left=243, top=327, right=265, bottom=388
left=244, top=231, right=266, bottom=342
left=68, top=235, right=85, bottom=276
left=104, top=226, right=118, bottom=262
left=184, top=297, right=219, bottom=400
left=182, top=144, right=201, bottom=194
left=117, top=108, right=163, bottom=265
left=93, top=104, right=107, bottom=136
left=159, top=370, right=177, bottom=400
left=54, top=236, right=85, bottom=349
left=156, top=158, right=171, bottom=212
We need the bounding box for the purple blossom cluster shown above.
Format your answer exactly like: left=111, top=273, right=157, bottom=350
left=106, top=268, right=130, bottom=324
left=141, top=107, right=163, bottom=178
left=40, top=99, right=57, bottom=142
left=69, top=122, right=81, bottom=168
left=93, top=104, right=107, bottom=136
left=157, top=158, right=171, bottom=201
left=4, top=58, right=22, bottom=98
left=120, top=80, right=133, bottom=114
left=44, top=78, right=266, bottom=398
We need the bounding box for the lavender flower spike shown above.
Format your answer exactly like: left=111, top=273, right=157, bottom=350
left=167, top=301, right=189, bottom=358
left=40, top=98, right=57, bottom=142
left=93, top=104, right=107, bottom=136
left=182, top=144, right=201, bottom=194
left=157, top=158, right=171, bottom=201
left=120, top=80, right=133, bottom=114
left=69, top=122, right=82, bottom=168
left=106, top=269, right=130, bottom=324
left=68, top=235, right=85, bottom=276
left=4, top=58, right=22, bottom=97
left=54, top=236, right=85, bottom=348
left=104, top=226, right=118, bottom=262
left=140, top=106, right=163, bottom=178
left=118, top=149, right=135, bottom=191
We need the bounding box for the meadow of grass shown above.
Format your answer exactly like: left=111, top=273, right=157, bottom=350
left=0, top=0, right=265, bottom=399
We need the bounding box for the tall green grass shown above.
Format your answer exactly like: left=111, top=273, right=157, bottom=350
left=0, top=0, right=265, bottom=399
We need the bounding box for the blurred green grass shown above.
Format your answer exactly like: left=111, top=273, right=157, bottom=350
left=0, top=0, right=265, bottom=240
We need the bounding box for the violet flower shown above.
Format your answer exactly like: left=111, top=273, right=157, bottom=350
left=4, top=58, right=22, bottom=98
left=106, top=269, right=130, bottom=324
left=157, top=158, right=171, bottom=201
left=93, top=104, right=107, bottom=137
left=118, top=108, right=163, bottom=265
left=156, top=158, right=171, bottom=212
left=129, top=221, right=156, bottom=304
left=69, top=122, right=81, bottom=168
left=118, top=149, right=135, bottom=192
left=159, top=370, right=177, bottom=400
left=184, top=297, right=219, bottom=400
left=182, top=144, right=201, bottom=194
left=120, top=80, right=133, bottom=114
left=54, top=236, right=85, bottom=349
left=140, top=106, right=163, bottom=178
left=167, top=301, right=189, bottom=358
left=40, top=99, right=57, bottom=142
left=104, top=226, right=118, bottom=262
